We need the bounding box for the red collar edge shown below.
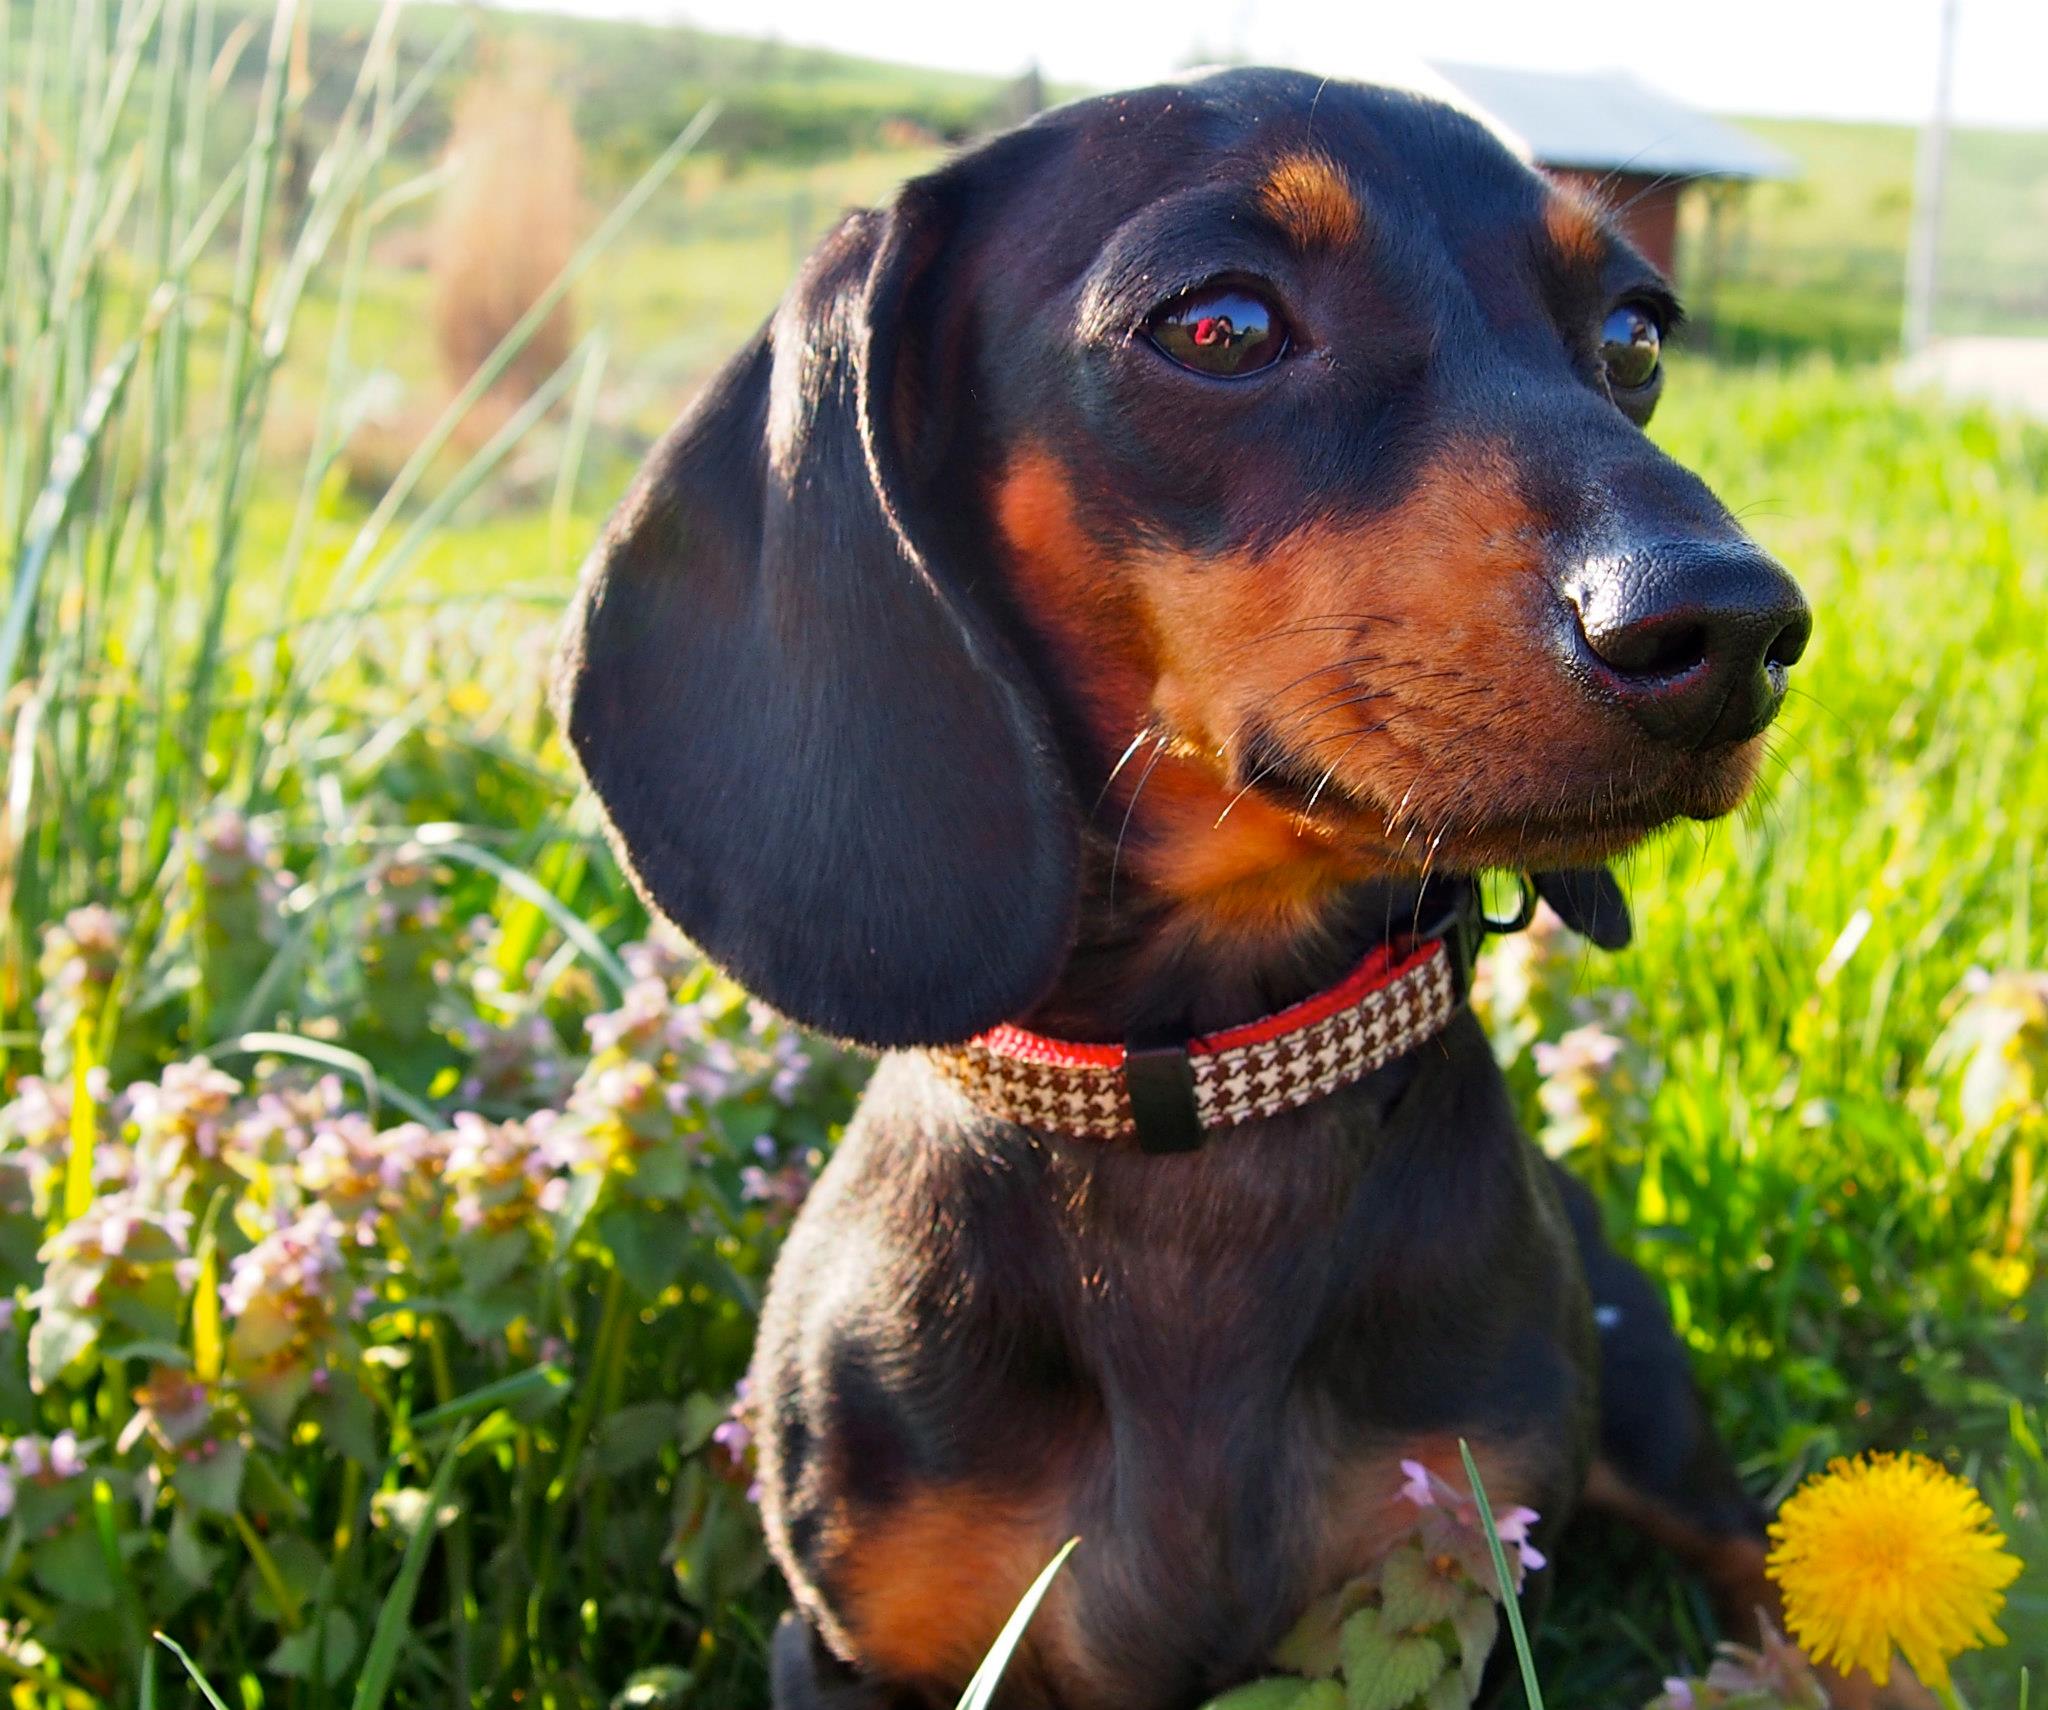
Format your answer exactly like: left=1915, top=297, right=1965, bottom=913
left=969, top=935, right=1447, bottom=1072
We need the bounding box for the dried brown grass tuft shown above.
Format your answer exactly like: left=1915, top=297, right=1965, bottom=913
left=431, top=53, right=585, bottom=410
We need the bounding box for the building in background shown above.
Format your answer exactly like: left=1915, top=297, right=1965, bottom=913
left=1424, top=63, right=1794, bottom=279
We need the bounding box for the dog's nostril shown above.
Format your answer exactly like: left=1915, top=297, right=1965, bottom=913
left=1585, top=613, right=1710, bottom=680
left=1765, top=610, right=1811, bottom=672
left=1567, top=544, right=1811, bottom=750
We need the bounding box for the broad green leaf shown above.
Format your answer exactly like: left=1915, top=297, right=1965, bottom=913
left=267, top=1609, right=360, bottom=1683
left=1340, top=1612, right=1444, bottom=1710
left=590, top=1401, right=682, bottom=1477
left=307, top=1371, right=381, bottom=1466
left=28, top=1306, right=98, bottom=1390
left=173, top=1439, right=247, bottom=1517
left=1449, top=1594, right=1498, bottom=1696
left=167, top=1510, right=221, bottom=1589
left=31, top=1522, right=117, bottom=1609
left=1274, top=1579, right=1372, bottom=1678
left=1377, top=1546, right=1459, bottom=1634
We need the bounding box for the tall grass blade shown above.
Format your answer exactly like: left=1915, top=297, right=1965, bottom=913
left=1459, top=1439, right=1545, bottom=1710
left=0, top=339, right=141, bottom=695
left=153, top=1634, right=232, bottom=1710
left=349, top=1438, right=465, bottom=1710
left=208, top=1032, right=440, bottom=1126
left=954, top=1538, right=1079, bottom=1710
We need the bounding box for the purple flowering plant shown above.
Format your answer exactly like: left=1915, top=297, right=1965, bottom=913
left=0, top=809, right=863, bottom=1706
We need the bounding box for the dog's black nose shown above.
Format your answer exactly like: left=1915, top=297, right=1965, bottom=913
left=1566, top=544, right=1811, bottom=749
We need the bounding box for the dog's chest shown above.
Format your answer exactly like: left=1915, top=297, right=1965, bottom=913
left=1006, top=1144, right=1551, bottom=1708
left=779, top=1047, right=1589, bottom=1710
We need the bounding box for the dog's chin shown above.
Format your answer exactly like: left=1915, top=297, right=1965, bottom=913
left=1290, top=736, right=1768, bottom=874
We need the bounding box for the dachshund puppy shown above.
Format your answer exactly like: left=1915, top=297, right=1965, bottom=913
left=558, top=67, right=1915, bottom=1710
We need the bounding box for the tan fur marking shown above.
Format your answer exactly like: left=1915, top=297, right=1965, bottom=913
left=1542, top=181, right=1610, bottom=269
left=834, top=1486, right=1064, bottom=1684
left=991, top=442, right=1764, bottom=938
left=1260, top=151, right=1363, bottom=250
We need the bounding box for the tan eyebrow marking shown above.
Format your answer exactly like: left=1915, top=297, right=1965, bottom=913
left=1259, top=151, right=1363, bottom=250
left=1543, top=181, right=1610, bottom=267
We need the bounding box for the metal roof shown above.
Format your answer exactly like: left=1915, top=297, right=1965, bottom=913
left=1428, top=62, right=1797, bottom=180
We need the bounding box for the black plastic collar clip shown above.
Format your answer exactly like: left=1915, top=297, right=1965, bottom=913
left=1124, top=1039, right=1205, bottom=1154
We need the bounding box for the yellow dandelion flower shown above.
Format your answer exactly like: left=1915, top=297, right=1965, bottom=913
left=1766, top=1452, right=2022, bottom=1690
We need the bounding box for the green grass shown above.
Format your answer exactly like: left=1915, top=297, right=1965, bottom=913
left=1519, top=356, right=2048, bottom=1700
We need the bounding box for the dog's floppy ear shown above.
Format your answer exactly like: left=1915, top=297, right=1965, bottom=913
left=556, top=188, right=1080, bottom=1048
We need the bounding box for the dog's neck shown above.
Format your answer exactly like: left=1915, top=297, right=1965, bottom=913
left=1014, top=839, right=1460, bottom=1043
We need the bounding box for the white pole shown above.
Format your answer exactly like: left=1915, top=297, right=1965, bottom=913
left=1903, top=0, right=1960, bottom=358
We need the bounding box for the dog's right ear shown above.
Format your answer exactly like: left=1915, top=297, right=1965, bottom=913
left=555, top=190, right=1080, bottom=1049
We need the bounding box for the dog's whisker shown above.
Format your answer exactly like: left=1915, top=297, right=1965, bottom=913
left=1108, top=731, right=1171, bottom=909
left=1094, top=719, right=1165, bottom=818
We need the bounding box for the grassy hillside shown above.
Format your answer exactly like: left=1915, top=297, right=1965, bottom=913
left=198, top=0, right=1031, bottom=180
left=1683, top=116, right=2048, bottom=359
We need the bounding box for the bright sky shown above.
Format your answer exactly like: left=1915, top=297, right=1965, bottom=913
left=494, top=0, right=2047, bottom=129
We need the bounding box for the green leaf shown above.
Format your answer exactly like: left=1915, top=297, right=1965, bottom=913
left=678, top=1390, right=732, bottom=1455
left=1340, top=1612, right=1445, bottom=1710
left=1273, top=1580, right=1371, bottom=1677
left=591, top=1401, right=681, bottom=1477
left=167, top=1510, right=220, bottom=1589
left=267, top=1609, right=360, bottom=1682
left=1449, top=1594, right=1498, bottom=1696
left=241, top=1450, right=311, bottom=1524
left=28, top=1306, right=98, bottom=1390
left=157, top=1632, right=236, bottom=1710
left=30, top=1522, right=117, bottom=1609
left=351, top=1439, right=466, bottom=1710
left=173, top=1439, right=247, bottom=1517
left=243, top=1532, right=327, bottom=1624
left=596, top=1204, right=690, bottom=1297
left=1423, top=1674, right=1475, bottom=1710
left=409, top=1361, right=567, bottom=1432
left=1456, top=1441, right=1541, bottom=1710
left=1377, top=1546, right=1459, bottom=1634
left=307, top=1372, right=381, bottom=1466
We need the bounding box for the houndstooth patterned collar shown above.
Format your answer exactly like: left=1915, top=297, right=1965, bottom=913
left=925, top=935, right=1462, bottom=1152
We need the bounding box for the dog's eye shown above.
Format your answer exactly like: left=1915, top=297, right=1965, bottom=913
left=1601, top=304, right=1662, bottom=391
left=1147, top=286, right=1289, bottom=377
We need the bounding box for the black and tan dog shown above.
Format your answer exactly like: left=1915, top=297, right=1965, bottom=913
left=557, top=69, right=1911, bottom=1710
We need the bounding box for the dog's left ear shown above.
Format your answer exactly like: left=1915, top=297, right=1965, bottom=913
left=555, top=174, right=1081, bottom=1048
left=1533, top=868, right=1632, bottom=950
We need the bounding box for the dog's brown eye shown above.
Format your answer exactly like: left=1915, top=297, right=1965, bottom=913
left=1148, top=287, right=1288, bottom=377
left=1601, top=304, right=1661, bottom=391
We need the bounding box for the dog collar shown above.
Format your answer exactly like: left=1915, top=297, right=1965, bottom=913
left=926, top=894, right=1482, bottom=1153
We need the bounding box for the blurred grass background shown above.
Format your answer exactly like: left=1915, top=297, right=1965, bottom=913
left=1, top=0, right=2042, bottom=1705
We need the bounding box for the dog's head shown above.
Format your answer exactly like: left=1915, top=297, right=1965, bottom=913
left=557, top=70, right=1809, bottom=1048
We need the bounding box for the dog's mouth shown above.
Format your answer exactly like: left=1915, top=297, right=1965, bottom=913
left=1232, top=721, right=1765, bottom=870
